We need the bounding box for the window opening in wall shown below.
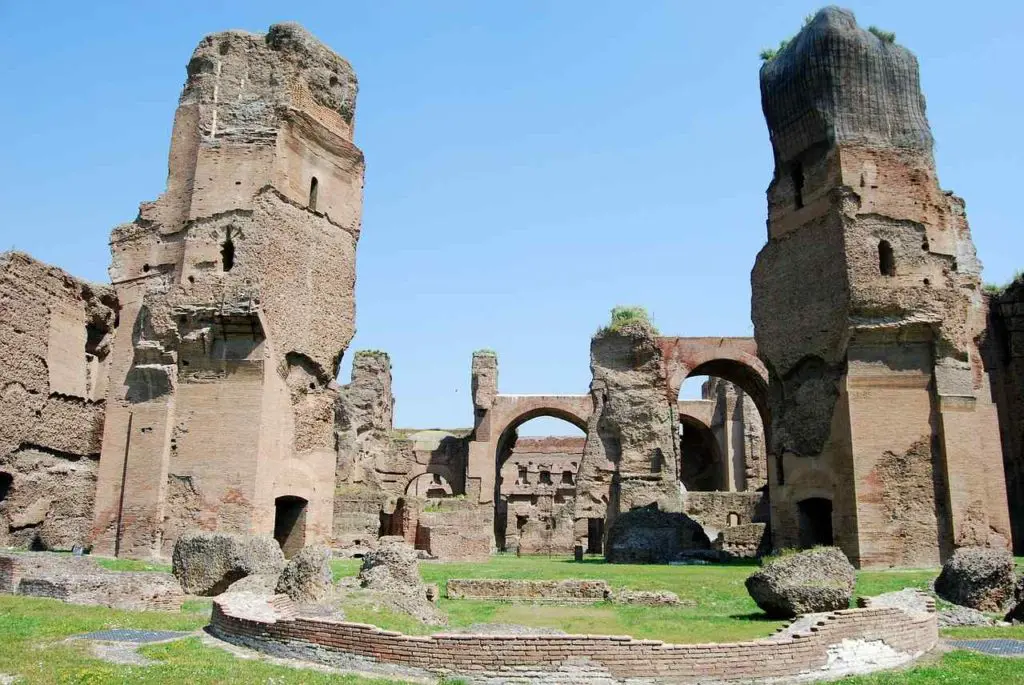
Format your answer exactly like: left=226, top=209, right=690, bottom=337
left=309, top=177, right=319, bottom=211
left=561, top=470, right=574, bottom=485
left=274, top=495, right=307, bottom=559
left=539, top=470, right=552, bottom=485
left=0, top=472, right=12, bottom=502
left=727, top=512, right=740, bottom=527
left=797, top=497, right=834, bottom=548
left=790, top=162, right=805, bottom=209
left=878, top=240, right=895, bottom=276
left=517, top=466, right=528, bottom=484
left=221, top=226, right=236, bottom=272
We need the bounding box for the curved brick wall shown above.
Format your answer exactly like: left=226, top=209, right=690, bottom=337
left=210, top=594, right=938, bottom=683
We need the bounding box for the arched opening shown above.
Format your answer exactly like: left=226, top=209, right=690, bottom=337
left=678, top=414, right=724, bottom=491
left=495, top=413, right=585, bottom=555
left=221, top=226, right=236, bottom=272
left=797, top=497, right=834, bottom=548
left=677, top=360, right=769, bottom=494
left=309, top=177, right=319, bottom=211
left=727, top=512, right=741, bottom=527
left=274, top=495, right=307, bottom=559
left=878, top=240, right=895, bottom=276
left=406, top=472, right=454, bottom=498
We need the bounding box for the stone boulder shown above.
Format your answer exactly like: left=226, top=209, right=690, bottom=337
left=745, top=547, right=855, bottom=618
left=275, top=544, right=333, bottom=603
left=359, top=535, right=421, bottom=590
left=172, top=531, right=285, bottom=596
left=355, top=536, right=445, bottom=625
left=934, top=547, right=1016, bottom=612
left=606, top=508, right=711, bottom=564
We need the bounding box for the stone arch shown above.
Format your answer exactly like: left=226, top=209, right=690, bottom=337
left=406, top=472, right=454, bottom=498
left=492, top=407, right=587, bottom=552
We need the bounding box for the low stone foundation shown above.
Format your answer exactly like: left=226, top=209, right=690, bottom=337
left=446, top=579, right=611, bottom=602
left=210, top=592, right=938, bottom=683
left=0, top=552, right=184, bottom=612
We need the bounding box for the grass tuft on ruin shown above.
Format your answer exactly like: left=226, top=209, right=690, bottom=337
left=868, top=25, right=896, bottom=43
left=602, top=305, right=658, bottom=335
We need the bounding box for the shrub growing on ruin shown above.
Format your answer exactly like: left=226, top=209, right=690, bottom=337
left=603, top=306, right=658, bottom=335
left=868, top=26, right=896, bottom=43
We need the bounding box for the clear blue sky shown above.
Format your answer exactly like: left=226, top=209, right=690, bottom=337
left=1, top=2, right=1020, bottom=435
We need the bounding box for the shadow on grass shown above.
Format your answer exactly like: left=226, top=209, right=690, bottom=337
left=728, top=612, right=778, bottom=622
left=556, top=558, right=761, bottom=568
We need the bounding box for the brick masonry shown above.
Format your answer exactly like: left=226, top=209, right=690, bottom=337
left=446, top=578, right=611, bottom=603
left=210, top=593, right=938, bottom=683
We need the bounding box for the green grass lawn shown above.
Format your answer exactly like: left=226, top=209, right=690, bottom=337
left=333, top=555, right=952, bottom=644
left=1, top=554, right=1021, bottom=683
left=0, top=596, right=402, bottom=684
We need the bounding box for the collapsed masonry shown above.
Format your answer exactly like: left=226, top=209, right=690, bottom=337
left=0, top=253, right=115, bottom=550
left=1, top=10, right=1020, bottom=566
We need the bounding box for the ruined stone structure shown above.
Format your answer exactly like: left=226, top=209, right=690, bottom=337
left=0, top=253, right=116, bottom=550
left=752, top=8, right=1012, bottom=568
left=465, top=343, right=768, bottom=557
left=1, top=10, right=1018, bottom=569
left=498, top=436, right=582, bottom=554
left=985, top=283, right=1024, bottom=554
left=90, top=24, right=365, bottom=558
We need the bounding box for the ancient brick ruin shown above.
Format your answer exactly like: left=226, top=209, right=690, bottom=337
left=0, top=10, right=1019, bottom=568
left=752, top=7, right=1011, bottom=568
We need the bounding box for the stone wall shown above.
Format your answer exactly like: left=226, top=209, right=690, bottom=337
left=446, top=578, right=610, bottom=602
left=211, top=592, right=938, bottom=683
left=0, top=252, right=116, bottom=550
left=1, top=552, right=184, bottom=611
left=985, top=284, right=1024, bottom=553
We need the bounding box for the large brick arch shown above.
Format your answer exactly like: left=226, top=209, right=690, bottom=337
left=466, top=394, right=593, bottom=508
left=658, top=337, right=770, bottom=426
left=487, top=396, right=591, bottom=444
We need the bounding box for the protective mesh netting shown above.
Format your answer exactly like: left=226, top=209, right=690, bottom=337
left=760, top=7, right=933, bottom=163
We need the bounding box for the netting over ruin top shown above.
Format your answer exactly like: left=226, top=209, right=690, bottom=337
left=759, top=6, right=933, bottom=164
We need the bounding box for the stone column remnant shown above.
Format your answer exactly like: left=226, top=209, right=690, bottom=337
left=91, top=23, right=365, bottom=558
left=752, top=7, right=1011, bottom=568
left=574, top=312, right=683, bottom=553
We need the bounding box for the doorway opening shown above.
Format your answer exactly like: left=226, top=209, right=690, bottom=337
left=797, top=497, right=834, bottom=548
left=587, top=517, right=604, bottom=554
left=274, top=495, right=308, bottom=559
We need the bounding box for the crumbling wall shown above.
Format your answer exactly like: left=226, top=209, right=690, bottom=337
left=985, top=283, right=1024, bottom=553
left=0, top=252, right=117, bottom=550
left=335, top=351, right=399, bottom=492
left=92, top=23, right=363, bottom=559
left=574, top=315, right=683, bottom=554
left=752, top=7, right=1010, bottom=567
left=332, top=350, right=471, bottom=551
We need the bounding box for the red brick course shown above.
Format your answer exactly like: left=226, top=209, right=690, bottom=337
left=210, top=595, right=937, bottom=682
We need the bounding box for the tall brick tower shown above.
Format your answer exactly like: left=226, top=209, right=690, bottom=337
left=752, top=8, right=1010, bottom=568
left=92, top=24, right=364, bottom=558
